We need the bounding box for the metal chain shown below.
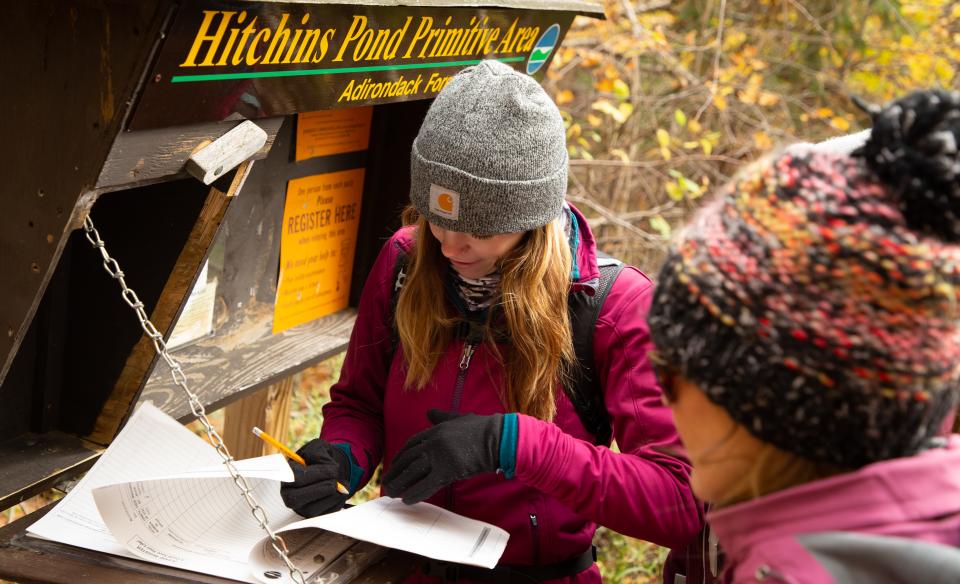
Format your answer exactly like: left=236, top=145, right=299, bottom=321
left=82, top=215, right=308, bottom=584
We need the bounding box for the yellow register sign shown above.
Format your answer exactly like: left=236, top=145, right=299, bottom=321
left=295, top=108, right=373, bottom=162
left=273, top=169, right=365, bottom=334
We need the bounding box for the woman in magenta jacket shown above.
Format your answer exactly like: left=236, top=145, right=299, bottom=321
left=648, top=89, right=960, bottom=583
left=279, top=61, right=701, bottom=582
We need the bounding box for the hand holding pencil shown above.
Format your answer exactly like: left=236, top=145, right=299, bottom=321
left=253, top=427, right=349, bottom=495
left=274, top=435, right=356, bottom=518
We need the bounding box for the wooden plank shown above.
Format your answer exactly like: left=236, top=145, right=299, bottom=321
left=87, top=181, right=233, bottom=445
left=0, top=432, right=99, bottom=513
left=222, top=376, right=294, bottom=460
left=0, top=1, right=171, bottom=386
left=264, top=379, right=295, bottom=453
left=95, top=118, right=283, bottom=191
left=140, top=308, right=355, bottom=422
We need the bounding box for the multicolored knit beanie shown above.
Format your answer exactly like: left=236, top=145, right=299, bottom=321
left=648, top=89, right=960, bottom=468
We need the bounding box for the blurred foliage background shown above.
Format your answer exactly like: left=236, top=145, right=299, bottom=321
left=3, top=2, right=956, bottom=583
left=548, top=0, right=958, bottom=272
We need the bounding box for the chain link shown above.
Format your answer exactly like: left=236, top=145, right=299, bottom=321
left=83, top=215, right=308, bottom=584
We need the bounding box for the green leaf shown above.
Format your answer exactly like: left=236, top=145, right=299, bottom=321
left=650, top=215, right=672, bottom=237
left=674, top=109, right=687, bottom=128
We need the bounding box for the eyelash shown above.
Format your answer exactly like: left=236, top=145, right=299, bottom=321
left=471, top=233, right=494, bottom=240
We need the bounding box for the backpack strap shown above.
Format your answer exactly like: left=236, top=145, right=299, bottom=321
left=565, top=252, right=625, bottom=446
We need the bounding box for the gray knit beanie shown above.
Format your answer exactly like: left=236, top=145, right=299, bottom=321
left=410, top=60, right=568, bottom=235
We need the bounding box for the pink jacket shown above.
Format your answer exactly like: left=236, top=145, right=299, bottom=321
left=708, top=436, right=960, bottom=583
left=320, top=206, right=701, bottom=581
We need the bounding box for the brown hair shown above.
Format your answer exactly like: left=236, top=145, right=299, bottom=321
left=394, top=206, right=574, bottom=420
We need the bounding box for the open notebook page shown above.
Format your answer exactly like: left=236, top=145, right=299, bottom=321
left=28, top=402, right=297, bottom=583
left=27, top=402, right=224, bottom=555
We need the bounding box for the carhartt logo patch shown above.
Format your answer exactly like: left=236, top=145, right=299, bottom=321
left=429, top=184, right=459, bottom=220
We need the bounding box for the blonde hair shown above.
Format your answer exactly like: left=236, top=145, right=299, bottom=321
left=715, top=442, right=848, bottom=507
left=394, top=206, right=574, bottom=421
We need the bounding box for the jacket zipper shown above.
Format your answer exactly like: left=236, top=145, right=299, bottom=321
left=529, top=514, right=541, bottom=565
left=451, top=341, right=475, bottom=413
left=446, top=341, right=476, bottom=510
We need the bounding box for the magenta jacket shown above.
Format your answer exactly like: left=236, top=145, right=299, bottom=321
left=708, top=436, right=960, bottom=583
left=320, top=206, right=701, bottom=582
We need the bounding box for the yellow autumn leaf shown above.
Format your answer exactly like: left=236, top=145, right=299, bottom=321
left=687, top=118, right=703, bottom=134
left=815, top=107, right=834, bottom=118
left=587, top=114, right=603, bottom=127
left=753, top=131, right=773, bottom=150
left=738, top=84, right=759, bottom=105
left=591, top=100, right=627, bottom=124
left=830, top=117, right=851, bottom=131
left=757, top=91, right=780, bottom=107
left=595, top=78, right=615, bottom=93
left=665, top=181, right=684, bottom=201
left=712, top=93, right=728, bottom=111
left=701, top=138, right=714, bottom=156
left=613, top=79, right=630, bottom=100
left=556, top=89, right=574, bottom=106
left=656, top=128, right=671, bottom=148
left=610, top=148, right=631, bottom=163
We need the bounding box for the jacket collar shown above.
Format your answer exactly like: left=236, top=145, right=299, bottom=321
left=566, top=203, right=601, bottom=294
left=708, top=436, right=960, bottom=555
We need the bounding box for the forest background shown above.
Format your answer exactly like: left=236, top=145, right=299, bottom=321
left=2, top=1, right=957, bottom=583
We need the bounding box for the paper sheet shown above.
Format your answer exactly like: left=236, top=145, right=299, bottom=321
left=27, top=402, right=297, bottom=582
left=251, top=497, right=509, bottom=580
left=93, top=455, right=297, bottom=582
left=26, top=402, right=225, bottom=556
left=27, top=402, right=509, bottom=583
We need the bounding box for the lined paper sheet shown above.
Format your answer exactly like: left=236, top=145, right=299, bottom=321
left=27, top=402, right=224, bottom=556
left=250, top=497, right=509, bottom=579
left=27, top=402, right=296, bottom=583
left=93, top=455, right=297, bottom=582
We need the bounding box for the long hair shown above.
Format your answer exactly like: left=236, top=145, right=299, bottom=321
left=715, top=441, right=847, bottom=507
left=394, top=206, right=574, bottom=421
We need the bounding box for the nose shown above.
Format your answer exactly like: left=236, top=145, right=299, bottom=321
left=437, top=228, right=470, bottom=257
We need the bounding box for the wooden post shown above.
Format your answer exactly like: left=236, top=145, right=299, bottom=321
left=222, top=376, right=295, bottom=459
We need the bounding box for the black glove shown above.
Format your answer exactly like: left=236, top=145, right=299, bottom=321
left=384, top=409, right=503, bottom=504
left=280, top=438, right=352, bottom=517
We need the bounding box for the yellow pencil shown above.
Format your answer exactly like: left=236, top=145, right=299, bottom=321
left=252, top=427, right=349, bottom=495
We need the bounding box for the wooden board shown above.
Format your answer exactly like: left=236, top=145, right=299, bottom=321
left=0, top=0, right=174, bottom=386
left=141, top=307, right=356, bottom=421
left=0, top=432, right=99, bottom=512
left=95, top=118, right=284, bottom=192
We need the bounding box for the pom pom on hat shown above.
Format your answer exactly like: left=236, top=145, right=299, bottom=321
left=854, top=89, right=960, bottom=242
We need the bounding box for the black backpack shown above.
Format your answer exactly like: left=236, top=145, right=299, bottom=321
left=388, top=249, right=625, bottom=446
